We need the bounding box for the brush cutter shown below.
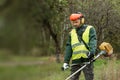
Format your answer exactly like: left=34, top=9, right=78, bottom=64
left=64, top=42, right=113, bottom=80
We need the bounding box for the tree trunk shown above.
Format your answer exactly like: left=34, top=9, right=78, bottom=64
left=43, top=19, right=61, bottom=63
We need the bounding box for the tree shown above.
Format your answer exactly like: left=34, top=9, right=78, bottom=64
left=0, top=0, right=120, bottom=59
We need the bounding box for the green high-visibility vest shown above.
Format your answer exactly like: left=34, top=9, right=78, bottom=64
left=70, top=25, right=92, bottom=60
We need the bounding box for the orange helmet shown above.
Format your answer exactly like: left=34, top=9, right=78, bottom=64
left=70, top=13, right=84, bottom=21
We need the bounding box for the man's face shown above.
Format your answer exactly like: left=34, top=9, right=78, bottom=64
left=70, top=19, right=81, bottom=28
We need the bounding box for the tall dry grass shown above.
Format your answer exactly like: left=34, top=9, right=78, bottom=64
left=100, top=57, right=120, bottom=80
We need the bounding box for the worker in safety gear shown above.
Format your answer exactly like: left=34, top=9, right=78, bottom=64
left=62, top=12, right=97, bottom=80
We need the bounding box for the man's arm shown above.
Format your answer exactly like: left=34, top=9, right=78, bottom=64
left=64, top=35, right=72, bottom=64
left=89, top=27, right=97, bottom=54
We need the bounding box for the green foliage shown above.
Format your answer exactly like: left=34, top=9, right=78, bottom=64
left=0, top=0, right=120, bottom=56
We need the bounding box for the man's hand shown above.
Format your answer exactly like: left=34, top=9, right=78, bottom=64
left=87, top=53, right=94, bottom=60
left=61, top=63, right=69, bottom=71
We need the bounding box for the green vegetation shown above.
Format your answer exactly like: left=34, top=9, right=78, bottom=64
left=0, top=0, right=120, bottom=79
left=0, top=56, right=119, bottom=80
left=0, top=0, right=120, bottom=57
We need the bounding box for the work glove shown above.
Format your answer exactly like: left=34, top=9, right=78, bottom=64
left=87, top=52, right=94, bottom=61
left=61, top=63, right=69, bottom=71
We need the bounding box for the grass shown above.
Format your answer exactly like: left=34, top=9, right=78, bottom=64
left=0, top=56, right=120, bottom=80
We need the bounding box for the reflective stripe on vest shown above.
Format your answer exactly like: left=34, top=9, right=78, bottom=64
left=70, top=25, right=92, bottom=60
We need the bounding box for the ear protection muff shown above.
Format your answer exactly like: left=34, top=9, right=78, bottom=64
left=81, top=18, right=85, bottom=24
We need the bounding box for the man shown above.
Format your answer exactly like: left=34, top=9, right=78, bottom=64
left=62, top=12, right=97, bottom=80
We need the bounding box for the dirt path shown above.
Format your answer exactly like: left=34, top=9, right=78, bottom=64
left=0, top=61, right=45, bottom=67
left=0, top=56, right=60, bottom=67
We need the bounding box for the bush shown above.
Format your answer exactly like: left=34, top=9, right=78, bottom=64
left=0, top=49, right=12, bottom=61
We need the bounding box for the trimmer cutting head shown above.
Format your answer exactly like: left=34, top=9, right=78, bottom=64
left=99, top=42, right=113, bottom=56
